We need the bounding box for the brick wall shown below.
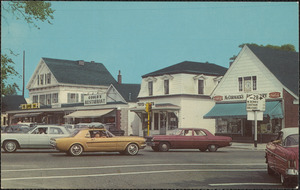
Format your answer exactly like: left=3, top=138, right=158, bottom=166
left=283, top=89, right=299, bottom=128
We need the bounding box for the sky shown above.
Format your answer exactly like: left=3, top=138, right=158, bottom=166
left=1, top=2, right=299, bottom=98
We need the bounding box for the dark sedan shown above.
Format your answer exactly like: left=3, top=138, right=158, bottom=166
left=146, top=128, right=232, bottom=152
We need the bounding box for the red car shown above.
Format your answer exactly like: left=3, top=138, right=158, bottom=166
left=146, top=128, right=232, bottom=152
left=265, top=127, right=299, bottom=187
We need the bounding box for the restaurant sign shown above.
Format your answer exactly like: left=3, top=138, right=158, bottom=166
left=84, top=93, right=106, bottom=105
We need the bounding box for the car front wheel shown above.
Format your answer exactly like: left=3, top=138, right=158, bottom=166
left=68, top=144, right=83, bottom=156
left=159, top=142, right=170, bottom=152
left=125, top=143, right=139, bottom=156
left=3, top=141, right=18, bottom=153
left=208, top=144, right=218, bottom=152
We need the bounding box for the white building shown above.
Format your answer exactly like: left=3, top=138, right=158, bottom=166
left=205, top=45, right=299, bottom=142
left=131, top=61, right=227, bottom=136
left=6, top=58, right=140, bottom=135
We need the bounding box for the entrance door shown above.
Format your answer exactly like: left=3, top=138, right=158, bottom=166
left=159, top=113, right=167, bottom=135
left=244, top=120, right=253, bottom=137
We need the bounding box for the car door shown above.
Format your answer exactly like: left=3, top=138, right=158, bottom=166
left=28, top=127, right=51, bottom=148
left=85, top=130, right=117, bottom=151
left=173, top=129, right=195, bottom=148
left=193, top=129, right=209, bottom=149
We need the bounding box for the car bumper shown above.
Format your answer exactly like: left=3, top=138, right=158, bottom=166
left=140, top=143, right=147, bottom=149
left=286, top=169, right=299, bottom=176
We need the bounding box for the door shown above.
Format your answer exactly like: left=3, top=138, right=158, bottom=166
left=193, top=129, right=208, bottom=149
left=86, top=130, right=117, bottom=151
left=28, top=127, right=51, bottom=148
left=172, top=129, right=195, bottom=148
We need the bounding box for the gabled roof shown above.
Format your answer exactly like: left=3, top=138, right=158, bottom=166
left=142, top=61, right=228, bottom=78
left=112, top=83, right=141, bottom=102
left=1, top=95, right=27, bottom=112
left=42, top=58, right=117, bottom=85
left=247, top=45, right=299, bottom=96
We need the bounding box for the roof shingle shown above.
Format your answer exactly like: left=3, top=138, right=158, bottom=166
left=247, top=45, right=299, bottom=96
left=42, top=58, right=117, bottom=85
left=142, top=61, right=228, bottom=78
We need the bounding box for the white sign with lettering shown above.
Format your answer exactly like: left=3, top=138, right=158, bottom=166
left=246, top=94, right=265, bottom=111
left=84, top=94, right=106, bottom=105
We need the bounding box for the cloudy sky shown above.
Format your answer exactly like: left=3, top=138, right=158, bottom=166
left=1, top=2, right=298, bottom=98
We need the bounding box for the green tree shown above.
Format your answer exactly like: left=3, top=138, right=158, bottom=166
left=1, top=1, right=55, bottom=96
left=229, top=43, right=296, bottom=65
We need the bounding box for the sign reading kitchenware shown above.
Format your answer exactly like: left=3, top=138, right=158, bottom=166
left=84, top=93, right=107, bottom=105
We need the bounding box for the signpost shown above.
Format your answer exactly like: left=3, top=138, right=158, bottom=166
left=246, top=94, right=265, bottom=148
left=145, top=102, right=152, bottom=136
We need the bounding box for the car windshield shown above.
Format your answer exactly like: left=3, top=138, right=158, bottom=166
left=169, top=129, right=182, bottom=135
left=284, top=134, right=299, bottom=147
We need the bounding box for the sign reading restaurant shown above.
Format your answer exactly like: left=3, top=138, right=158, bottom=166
left=84, top=93, right=106, bottom=105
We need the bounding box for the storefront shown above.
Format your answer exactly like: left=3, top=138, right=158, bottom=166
left=204, top=101, right=283, bottom=142
left=131, top=103, right=180, bottom=136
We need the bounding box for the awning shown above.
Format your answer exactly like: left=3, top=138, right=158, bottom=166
left=130, top=103, right=180, bottom=113
left=13, top=112, right=42, bottom=118
left=204, top=101, right=283, bottom=119
left=64, top=109, right=114, bottom=119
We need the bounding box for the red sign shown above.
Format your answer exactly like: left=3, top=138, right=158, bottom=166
left=269, top=92, right=281, bottom=98
left=213, top=96, right=223, bottom=101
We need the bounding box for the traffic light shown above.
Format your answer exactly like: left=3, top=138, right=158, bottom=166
left=145, top=102, right=152, bottom=113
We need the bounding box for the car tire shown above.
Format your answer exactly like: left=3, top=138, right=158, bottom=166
left=208, top=144, right=218, bottom=152
left=151, top=146, right=159, bottom=152
left=159, top=142, right=170, bottom=152
left=125, top=143, right=139, bottom=156
left=3, top=141, right=18, bottom=153
left=199, top=148, right=207, bottom=152
left=267, top=164, right=275, bottom=175
left=68, top=144, right=83, bottom=156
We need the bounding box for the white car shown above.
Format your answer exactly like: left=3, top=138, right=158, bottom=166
left=1, top=125, right=71, bottom=152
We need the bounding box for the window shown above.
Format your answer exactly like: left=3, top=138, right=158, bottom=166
left=46, top=94, right=51, bottom=105
left=238, top=77, right=243, bottom=91
left=194, top=130, right=207, bottom=136
left=164, top=80, right=169, bottom=95
left=37, top=75, right=39, bottom=85
left=198, top=80, right=204, bottom=94
left=49, top=127, right=63, bottom=134
left=46, top=73, right=51, bottom=84
left=154, top=113, right=159, bottom=130
left=52, top=93, right=58, bottom=103
left=238, top=76, right=257, bottom=92
left=40, top=74, right=44, bottom=85
left=252, top=76, right=257, bottom=90
left=33, top=95, right=38, bottom=103
left=81, top=94, right=85, bottom=103
left=68, top=93, right=79, bottom=103
left=39, top=95, right=46, bottom=105
left=148, top=81, right=153, bottom=96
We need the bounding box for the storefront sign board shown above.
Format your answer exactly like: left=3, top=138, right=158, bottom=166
left=247, top=111, right=263, bottom=121
left=84, top=93, right=106, bottom=105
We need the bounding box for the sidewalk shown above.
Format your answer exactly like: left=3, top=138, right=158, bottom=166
left=230, top=142, right=267, bottom=150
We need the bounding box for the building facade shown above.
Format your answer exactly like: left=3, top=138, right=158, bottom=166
left=5, top=58, right=140, bottom=135
left=131, top=61, right=227, bottom=136
left=205, top=45, right=299, bottom=142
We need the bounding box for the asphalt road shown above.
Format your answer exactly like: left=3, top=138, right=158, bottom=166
left=1, top=147, right=291, bottom=189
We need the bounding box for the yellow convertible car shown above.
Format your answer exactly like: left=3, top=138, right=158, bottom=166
left=50, top=128, right=146, bottom=156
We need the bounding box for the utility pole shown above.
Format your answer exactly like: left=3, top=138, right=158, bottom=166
left=22, top=50, right=25, bottom=97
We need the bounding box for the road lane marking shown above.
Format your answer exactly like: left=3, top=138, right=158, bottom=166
left=2, top=169, right=266, bottom=181
left=210, top=183, right=281, bottom=186
left=2, top=163, right=266, bottom=172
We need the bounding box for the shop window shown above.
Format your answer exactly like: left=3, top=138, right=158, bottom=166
left=198, top=80, right=204, bottom=94
left=46, top=94, right=51, bottom=105
left=33, top=95, right=38, bottom=103
left=167, top=112, right=178, bottom=130
left=39, top=95, right=46, bottom=105
left=148, top=81, right=153, bottom=96
left=216, top=118, right=241, bottom=134
left=154, top=113, right=159, bottom=130
left=52, top=93, right=58, bottom=103
left=164, top=80, right=169, bottom=95
left=68, top=93, right=79, bottom=103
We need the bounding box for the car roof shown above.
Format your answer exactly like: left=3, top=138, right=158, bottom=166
left=281, top=127, right=299, bottom=140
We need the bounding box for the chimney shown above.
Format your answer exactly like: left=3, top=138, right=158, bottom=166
left=118, top=70, right=122, bottom=84
left=78, top=60, right=84, bottom=65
